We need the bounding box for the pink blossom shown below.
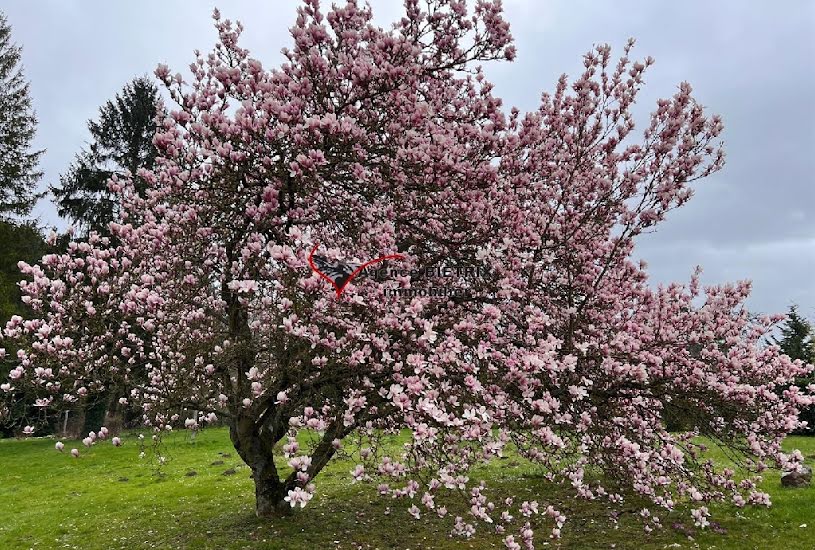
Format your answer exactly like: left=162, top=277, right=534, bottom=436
left=284, top=487, right=313, bottom=509
left=226, top=279, right=258, bottom=294
left=691, top=507, right=710, bottom=529
left=351, top=464, right=365, bottom=482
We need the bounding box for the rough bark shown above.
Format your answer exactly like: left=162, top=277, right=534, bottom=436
left=230, top=413, right=292, bottom=517
left=253, top=467, right=293, bottom=517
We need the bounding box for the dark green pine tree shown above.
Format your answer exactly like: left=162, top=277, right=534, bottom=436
left=773, top=305, right=815, bottom=434
left=0, top=11, right=43, bottom=217
left=51, top=77, right=162, bottom=237
left=773, top=305, right=815, bottom=364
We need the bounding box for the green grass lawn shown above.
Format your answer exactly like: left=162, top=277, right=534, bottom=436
left=1, top=429, right=813, bottom=549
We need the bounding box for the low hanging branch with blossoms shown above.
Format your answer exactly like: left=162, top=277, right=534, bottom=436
left=2, top=0, right=813, bottom=546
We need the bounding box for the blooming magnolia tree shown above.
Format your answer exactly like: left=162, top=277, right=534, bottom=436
left=2, top=0, right=813, bottom=544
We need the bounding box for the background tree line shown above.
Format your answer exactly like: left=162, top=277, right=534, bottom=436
left=0, top=10, right=161, bottom=437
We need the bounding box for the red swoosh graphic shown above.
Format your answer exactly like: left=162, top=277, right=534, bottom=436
left=308, top=243, right=405, bottom=297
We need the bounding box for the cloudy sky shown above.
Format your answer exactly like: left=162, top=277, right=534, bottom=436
left=3, top=0, right=814, bottom=317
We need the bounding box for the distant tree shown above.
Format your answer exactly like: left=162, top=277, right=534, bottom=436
left=0, top=220, right=48, bottom=437
left=51, top=77, right=162, bottom=237
left=773, top=306, right=815, bottom=364
left=773, top=305, right=815, bottom=434
left=0, top=220, right=47, bottom=324
left=0, top=11, right=43, bottom=217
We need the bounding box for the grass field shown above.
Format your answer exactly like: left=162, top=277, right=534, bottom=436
left=1, top=428, right=813, bottom=549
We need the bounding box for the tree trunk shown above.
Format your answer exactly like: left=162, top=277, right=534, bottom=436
left=229, top=415, right=292, bottom=517
left=223, top=282, right=296, bottom=516
left=102, top=392, right=124, bottom=435
left=253, top=468, right=293, bottom=518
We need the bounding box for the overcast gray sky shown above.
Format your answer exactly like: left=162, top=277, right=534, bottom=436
left=3, top=0, right=814, bottom=317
